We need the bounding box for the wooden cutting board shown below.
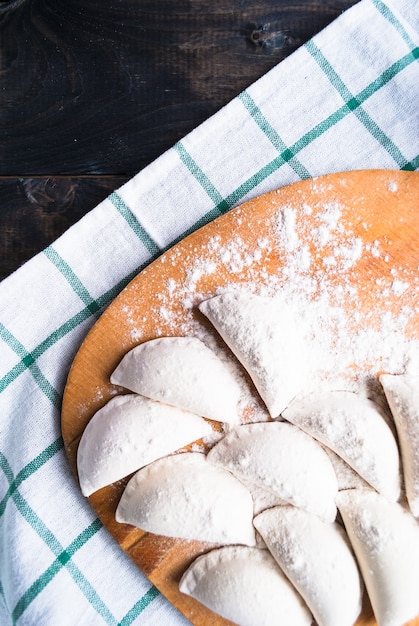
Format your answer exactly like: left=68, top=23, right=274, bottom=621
left=62, top=169, right=419, bottom=626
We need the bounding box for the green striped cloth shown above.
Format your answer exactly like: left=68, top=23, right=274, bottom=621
left=1, top=0, right=418, bottom=624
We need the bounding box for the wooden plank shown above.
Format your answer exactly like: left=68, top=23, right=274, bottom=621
left=0, top=176, right=128, bottom=279
left=0, top=0, right=357, bottom=177
left=0, top=0, right=358, bottom=279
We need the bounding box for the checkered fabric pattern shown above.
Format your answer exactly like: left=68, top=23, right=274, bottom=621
left=1, top=0, right=418, bottom=624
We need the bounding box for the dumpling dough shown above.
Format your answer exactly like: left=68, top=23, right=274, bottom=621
left=77, top=394, right=212, bottom=497
left=337, top=488, right=419, bottom=626
left=380, top=373, right=419, bottom=516
left=254, top=506, right=362, bottom=626
left=110, top=336, right=241, bottom=424
left=322, top=446, right=370, bottom=491
left=282, top=390, right=401, bottom=501
left=207, top=422, right=338, bottom=522
left=179, top=545, right=312, bottom=626
left=240, top=477, right=287, bottom=516
left=115, top=453, right=256, bottom=546
left=198, top=291, right=307, bottom=417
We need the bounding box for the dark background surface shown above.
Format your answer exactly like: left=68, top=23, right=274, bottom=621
left=0, top=0, right=358, bottom=279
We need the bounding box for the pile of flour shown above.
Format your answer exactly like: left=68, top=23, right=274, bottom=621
left=125, top=195, right=419, bottom=420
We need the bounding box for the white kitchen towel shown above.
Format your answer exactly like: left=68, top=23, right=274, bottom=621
left=1, top=0, right=418, bottom=624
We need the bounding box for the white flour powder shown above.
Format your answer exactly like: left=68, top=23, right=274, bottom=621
left=105, top=185, right=419, bottom=626
left=120, top=193, right=419, bottom=417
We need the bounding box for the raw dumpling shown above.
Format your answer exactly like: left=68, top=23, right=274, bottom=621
left=282, top=390, right=401, bottom=501
left=207, top=422, right=338, bottom=522
left=240, top=477, right=287, bottom=516
left=110, top=336, right=241, bottom=424
left=337, top=488, right=419, bottom=626
left=77, top=394, right=212, bottom=497
left=115, top=452, right=256, bottom=546
left=254, top=505, right=362, bottom=626
left=179, top=545, right=312, bottom=626
left=322, top=446, right=370, bottom=491
left=380, top=373, right=419, bottom=516
left=198, top=291, right=307, bottom=417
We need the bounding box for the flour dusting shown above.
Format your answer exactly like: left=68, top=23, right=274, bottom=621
left=117, top=188, right=419, bottom=414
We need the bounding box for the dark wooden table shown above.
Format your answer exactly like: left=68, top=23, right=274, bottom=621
left=0, top=0, right=358, bottom=280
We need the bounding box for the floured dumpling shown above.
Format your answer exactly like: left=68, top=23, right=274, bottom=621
left=254, top=505, right=362, bottom=626
left=77, top=394, right=212, bottom=497
left=110, top=336, right=241, bottom=424
left=198, top=291, right=307, bottom=417
left=337, top=488, right=419, bottom=626
left=179, top=545, right=312, bottom=626
left=282, top=390, right=401, bottom=501
left=116, top=452, right=256, bottom=545
left=207, top=422, right=338, bottom=522
left=239, top=477, right=287, bottom=516
left=380, top=373, right=419, bottom=517
left=322, top=446, right=370, bottom=491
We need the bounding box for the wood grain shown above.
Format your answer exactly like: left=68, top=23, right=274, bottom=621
left=1, top=0, right=357, bottom=176
left=0, top=176, right=127, bottom=279
left=0, top=0, right=358, bottom=280
left=62, top=171, right=419, bottom=626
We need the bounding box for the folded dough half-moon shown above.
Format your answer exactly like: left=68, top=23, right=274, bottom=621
left=254, top=505, right=362, bottom=626
left=282, top=390, right=401, bottom=501
left=77, top=394, right=212, bottom=496
left=239, top=477, right=287, bottom=516
left=179, top=545, right=312, bottom=626
left=198, top=291, right=307, bottom=417
left=337, top=488, right=419, bottom=626
left=207, top=422, right=338, bottom=522
left=322, top=446, right=370, bottom=491
left=110, top=336, right=241, bottom=424
left=115, top=452, right=256, bottom=545
left=380, top=373, right=419, bottom=517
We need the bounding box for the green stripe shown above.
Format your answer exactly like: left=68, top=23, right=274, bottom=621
left=180, top=49, right=417, bottom=217
left=0, top=454, right=70, bottom=555
left=372, top=0, right=416, bottom=48
left=0, top=324, right=61, bottom=409
left=0, top=452, right=14, bottom=484
left=12, top=519, right=108, bottom=623
left=0, top=438, right=63, bottom=517
left=0, top=446, right=159, bottom=623
left=357, top=47, right=419, bottom=99
left=0, top=260, right=160, bottom=526
left=222, top=155, right=287, bottom=209
left=109, top=192, right=161, bottom=256
left=1, top=50, right=417, bottom=406
left=44, top=247, right=101, bottom=314
left=402, top=154, right=419, bottom=170
left=0, top=259, right=150, bottom=395
left=0, top=309, right=93, bottom=394
left=1, top=443, right=159, bottom=624
left=175, top=142, right=230, bottom=211
left=215, top=48, right=419, bottom=211
left=118, top=586, right=160, bottom=626
left=0, top=453, right=116, bottom=624
left=0, top=35, right=415, bottom=626
left=238, top=91, right=312, bottom=180
left=305, top=39, right=412, bottom=168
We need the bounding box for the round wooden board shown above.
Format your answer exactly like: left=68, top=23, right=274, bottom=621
left=62, top=169, right=419, bottom=626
